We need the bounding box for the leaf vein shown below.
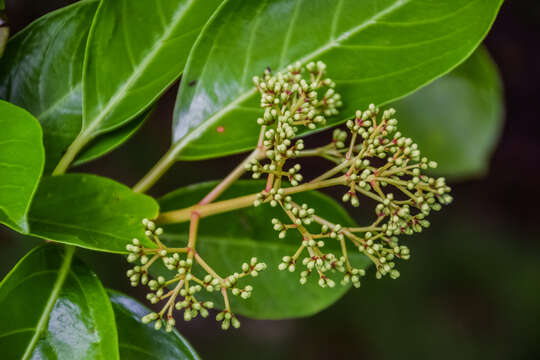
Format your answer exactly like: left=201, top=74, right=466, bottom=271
left=21, top=246, right=75, bottom=360
left=84, top=0, right=197, bottom=134
left=240, top=0, right=268, bottom=88
left=0, top=328, right=36, bottom=340
left=278, top=0, right=303, bottom=69
left=330, top=0, right=344, bottom=41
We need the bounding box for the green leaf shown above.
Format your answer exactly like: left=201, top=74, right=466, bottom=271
left=170, top=0, right=503, bottom=161
left=392, top=47, right=504, bottom=179
left=159, top=181, right=370, bottom=319
left=0, top=1, right=156, bottom=171
left=28, top=174, right=159, bottom=253
left=0, top=244, right=119, bottom=359
left=109, top=290, right=200, bottom=360
left=0, top=100, right=44, bottom=233
left=0, top=0, right=99, bottom=172
left=79, top=0, right=222, bottom=154
left=73, top=109, right=150, bottom=166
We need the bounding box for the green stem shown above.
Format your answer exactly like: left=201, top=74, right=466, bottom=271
left=52, top=132, right=91, bottom=175
left=312, top=158, right=351, bottom=182
left=199, top=147, right=264, bottom=205
left=194, top=253, right=222, bottom=281
left=134, top=125, right=266, bottom=195
left=157, top=175, right=347, bottom=224
left=296, top=144, right=332, bottom=158
left=133, top=147, right=178, bottom=193
left=221, top=288, right=231, bottom=312
left=347, top=226, right=383, bottom=233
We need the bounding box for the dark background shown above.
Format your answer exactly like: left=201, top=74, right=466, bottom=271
left=2, top=1, right=539, bottom=359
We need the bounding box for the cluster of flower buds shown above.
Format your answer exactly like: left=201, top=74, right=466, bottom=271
left=248, top=61, right=342, bottom=201
left=216, top=310, right=241, bottom=330
left=332, top=129, right=348, bottom=149
left=277, top=229, right=368, bottom=288
left=253, top=61, right=341, bottom=127
left=272, top=199, right=368, bottom=288
left=356, top=234, right=407, bottom=280
left=125, top=63, right=454, bottom=333
left=248, top=64, right=452, bottom=290
left=325, top=104, right=453, bottom=279
left=247, top=158, right=304, bottom=186
left=126, top=219, right=267, bottom=331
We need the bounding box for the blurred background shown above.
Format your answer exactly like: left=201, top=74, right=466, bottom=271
left=1, top=1, right=539, bottom=359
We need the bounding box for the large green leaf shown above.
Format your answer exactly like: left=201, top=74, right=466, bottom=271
left=28, top=174, right=159, bottom=253
left=0, top=1, right=154, bottom=171
left=159, top=181, right=370, bottom=319
left=79, top=0, right=222, bottom=155
left=170, top=0, right=503, bottom=161
left=109, top=290, right=200, bottom=360
left=0, top=244, right=119, bottom=359
left=393, top=47, right=504, bottom=179
left=0, top=0, right=98, bottom=172
left=0, top=100, right=44, bottom=233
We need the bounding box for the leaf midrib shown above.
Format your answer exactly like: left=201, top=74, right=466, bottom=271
left=21, top=246, right=75, bottom=360
left=170, top=0, right=411, bottom=157
left=36, top=84, right=81, bottom=122
left=0, top=328, right=36, bottom=340
left=82, top=0, right=197, bottom=136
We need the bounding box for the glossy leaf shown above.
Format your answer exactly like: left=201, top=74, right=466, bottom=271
left=0, top=244, right=119, bottom=359
left=0, top=0, right=98, bottom=171
left=171, top=0, right=503, bottom=161
left=0, top=100, right=44, bottom=232
left=109, top=290, right=200, bottom=360
left=159, top=181, right=370, bottom=319
left=0, top=1, right=153, bottom=171
left=74, top=109, right=150, bottom=166
left=81, top=0, right=222, bottom=142
left=393, top=47, right=504, bottom=178
left=28, top=174, right=159, bottom=253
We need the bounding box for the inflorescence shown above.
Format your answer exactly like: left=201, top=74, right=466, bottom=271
left=247, top=61, right=452, bottom=287
left=248, top=61, right=341, bottom=190
left=126, top=219, right=267, bottom=331
left=126, top=61, right=451, bottom=332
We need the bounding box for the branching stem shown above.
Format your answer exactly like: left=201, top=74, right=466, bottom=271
left=157, top=175, right=347, bottom=224
left=199, top=127, right=266, bottom=205
left=52, top=131, right=91, bottom=175
left=194, top=253, right=222, bottom=281
left=133, top=147, right=178, bottom=193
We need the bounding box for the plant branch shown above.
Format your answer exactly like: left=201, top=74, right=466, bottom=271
left=133, top=147, right=178, bottom=193
left=312, top=158, right=351, bottom=182
left=187, top=212, right=200, bottom=257
left=134, top=126, right=267, bottom=195
left=194, top=253, right=223, bottom=281
left=199, top=126, right=266, bottom=205
left=52, top=132, right=91, bottom=175
left=157, top=175, right=347, bottom=224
